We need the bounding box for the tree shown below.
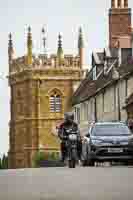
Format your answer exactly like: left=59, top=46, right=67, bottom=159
left=2, top=154, right=8, bottom=169
left=0, top=158, right=2, bottom=169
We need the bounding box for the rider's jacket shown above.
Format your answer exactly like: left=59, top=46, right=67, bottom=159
left=58, top=121, right=80, bottom=140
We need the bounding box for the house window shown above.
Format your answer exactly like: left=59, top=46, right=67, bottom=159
left=84, top=103, right=88, bottom=121
left=50, top=92, right=61, bottom=112
left=93, top=66, right=97, bottom=80
left=77, top=107, right=80, bottom=124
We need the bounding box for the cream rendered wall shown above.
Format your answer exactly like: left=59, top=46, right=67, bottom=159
left=103, top=86, right=116, bottom=121
left=73, top=75, right=133, bottom=132
left=96, top=93, right=103, bottom=121
left=119, top=79, right=127, bottom=121
left=127, top=76, right=133, bottom=97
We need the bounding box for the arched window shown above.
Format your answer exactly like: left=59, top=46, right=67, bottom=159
left=50, top=91, right=61, bottom=112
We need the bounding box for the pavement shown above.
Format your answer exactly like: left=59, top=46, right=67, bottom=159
left=0, top=165, right=133, bottom=200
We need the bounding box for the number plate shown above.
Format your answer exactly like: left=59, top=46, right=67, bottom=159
left=108, top=148, right=123, bottom=153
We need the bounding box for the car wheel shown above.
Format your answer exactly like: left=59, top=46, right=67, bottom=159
left=69, top=160, right=76, bottom=168
left=127, top=160, right=133, bottom=166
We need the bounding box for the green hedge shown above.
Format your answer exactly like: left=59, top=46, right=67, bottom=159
left=33, top=151, right=60, bottom=167
left=0, top=158, right=2, bottom=169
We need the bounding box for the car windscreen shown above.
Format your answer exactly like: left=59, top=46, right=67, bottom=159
left=91, top=124, right=131, bottom=136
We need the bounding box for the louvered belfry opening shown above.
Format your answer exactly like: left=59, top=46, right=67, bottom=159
left=111, top=0, right=115, bottom=8
left=118, top=0, right=121, bottom=8
left=124, top=0, right=128, bottom=8
left=50, top=92, right=61, bottom=112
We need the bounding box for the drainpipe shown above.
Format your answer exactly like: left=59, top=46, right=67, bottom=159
left=117, top=82, right=121, bottom=121
left=131, top=31, right=133, bottom=57
left=94, top=97, right=97, bottom=122
left=118, top=41, right=121, bottom=67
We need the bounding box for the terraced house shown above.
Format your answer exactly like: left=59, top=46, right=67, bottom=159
left=72, top=0, right=133, bottom=134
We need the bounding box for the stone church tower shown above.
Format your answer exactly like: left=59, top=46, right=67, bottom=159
left=8, top=27, right=84, bottom=168
left=109, top=0, right=132, bottom=48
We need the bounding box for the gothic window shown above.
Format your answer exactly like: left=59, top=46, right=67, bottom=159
left=50, top=91, right=62, bottom=112
left=77, top=107, right=80, bottom=124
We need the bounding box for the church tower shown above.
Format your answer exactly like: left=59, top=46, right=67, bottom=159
left=8, top=27, right=84, bottom=168
left=109, top=0, right=132, bottom=48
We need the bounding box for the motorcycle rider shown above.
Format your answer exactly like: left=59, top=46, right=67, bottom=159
left=58, top=112, right=82, bottom=162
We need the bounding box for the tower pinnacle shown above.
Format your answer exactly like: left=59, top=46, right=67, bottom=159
left=57, top=33, right=64, bottom=65
left=8, top=33, right=14, bottom=63
left=78, top=27, right=84, bottom=49
left=78, top=27, right=84, bottom=68
left=42, top=27, right=47, bottom=53
left=27, top=26, right=32, bottom=65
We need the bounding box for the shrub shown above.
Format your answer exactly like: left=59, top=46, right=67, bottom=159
left=49, top=152, right=59, bottom=160
left=33, top=151, right=45, bottom=167
left=0, top=158, right=2, bottom=169
left=1, top=154, right=8, bottom=169
left=33, top=151, right=60, bottom=167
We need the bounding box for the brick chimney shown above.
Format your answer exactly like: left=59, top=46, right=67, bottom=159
left=109, top=0, right=131, bottom=48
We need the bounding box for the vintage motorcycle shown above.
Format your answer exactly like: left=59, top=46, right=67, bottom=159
left=63, top=128, right=79, bottom=168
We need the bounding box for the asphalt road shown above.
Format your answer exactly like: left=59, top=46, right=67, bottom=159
left=0, top=165, right=133, bottom=200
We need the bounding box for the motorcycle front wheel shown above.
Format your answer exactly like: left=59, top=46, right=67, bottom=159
left=68, top=159, right=76, bottom=168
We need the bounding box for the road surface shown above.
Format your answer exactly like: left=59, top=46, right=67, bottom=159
left=0, top=166, right=133, bottom=200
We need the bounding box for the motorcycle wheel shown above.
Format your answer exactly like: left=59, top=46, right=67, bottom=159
left=82, top=159, right=89, bottom=167
left=88, top=160, right=95, bottom=167
left=68, top=159, right=76, bottom=168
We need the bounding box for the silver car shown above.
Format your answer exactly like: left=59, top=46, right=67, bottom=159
left=81, top=122, right=133, bottom=166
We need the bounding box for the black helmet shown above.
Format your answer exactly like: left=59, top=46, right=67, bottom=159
left=64, top=112, right=74, bottom=123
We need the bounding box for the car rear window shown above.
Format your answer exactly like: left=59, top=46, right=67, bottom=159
left=91, top=124, right=131, bottom=136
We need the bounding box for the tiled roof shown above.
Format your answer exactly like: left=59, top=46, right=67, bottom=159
left=72, top=48, right=133, bottom=106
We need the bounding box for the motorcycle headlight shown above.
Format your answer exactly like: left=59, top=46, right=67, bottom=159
left=68, top=134, right=77, bottom=141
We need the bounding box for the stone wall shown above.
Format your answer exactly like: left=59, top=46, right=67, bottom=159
left=8, top=68, right=83, bottom=168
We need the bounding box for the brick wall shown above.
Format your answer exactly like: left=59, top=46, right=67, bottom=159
left=109, top=8, right=131, bottom=47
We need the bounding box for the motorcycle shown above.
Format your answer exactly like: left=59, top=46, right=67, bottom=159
left=64, top=128, right=79, bottom=168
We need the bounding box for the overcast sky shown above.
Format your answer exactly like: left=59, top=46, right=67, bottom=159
left=0, top=0, right=133, bottom=156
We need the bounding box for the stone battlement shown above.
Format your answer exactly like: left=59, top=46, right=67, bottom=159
left=9, top=53, right=81, bottom=74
